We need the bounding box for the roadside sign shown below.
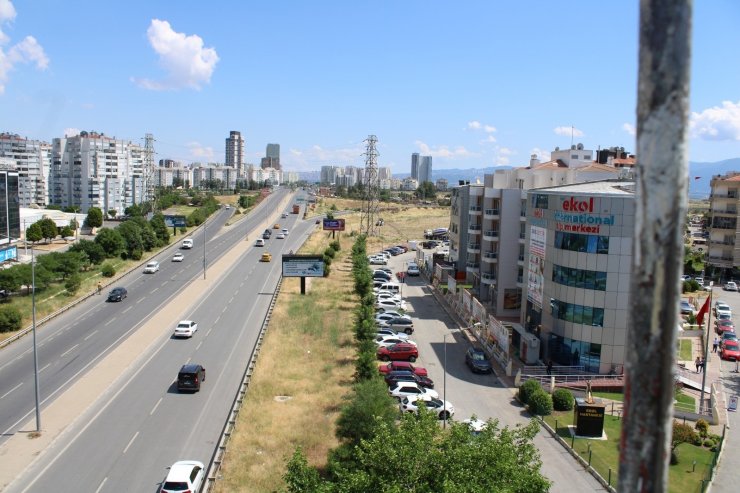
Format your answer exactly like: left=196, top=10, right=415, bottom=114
left=164, top=215, right=187, bottom=228
left=730, top=395, right=738, bottom=412
left=322, top=219, right=345, bottom=231
left=282, top=255, right=324, bottom=278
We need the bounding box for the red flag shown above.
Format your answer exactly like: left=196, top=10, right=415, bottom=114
left=696, top=296, right=710, bottom=326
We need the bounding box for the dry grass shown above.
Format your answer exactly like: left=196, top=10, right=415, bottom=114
left=213, top=203, right=451, bottom=492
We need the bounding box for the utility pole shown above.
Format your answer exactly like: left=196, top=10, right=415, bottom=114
left=618, top=1, right=692, bottom=491
left=360, top=135, right=379, bottom=236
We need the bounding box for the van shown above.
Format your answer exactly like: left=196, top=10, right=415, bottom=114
left=143, top=260, right=160, bottom=273
left=255, top=238, right=265, bottom=247
left=182, top=239, right=194, bottom=249
left=177, top=364, right=206, bottom=392
left=374, top=282, right=401, bottom=295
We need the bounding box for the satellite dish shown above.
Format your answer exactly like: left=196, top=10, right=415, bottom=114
left=577, top=143, right=584, bottom=150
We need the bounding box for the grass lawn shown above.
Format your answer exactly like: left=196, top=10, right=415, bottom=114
left=678, top=338, right=693, bottom=361
left=543, top=411, right=714, bottom=492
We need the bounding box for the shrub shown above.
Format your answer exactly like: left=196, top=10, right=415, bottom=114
left=65, top=273, right=82, bottom=294
left=323, top=264, right=331, bottom=277
left=0, top=305, right=23, bottom=332
left=518, top=379, right=542, bottom=405
left=552, top=388, right=574, bottom=411
left=101, top=263, right=116, bottom=277
left=130, top=249, right=143, bottom=261
left=528, top=389, right=553, bottom=416
left=325, top=247, right=336, bottom=259
left=695, top=419, right=709, bottom=437
left=703, top=439, right=714, bottom=447
left=330, top=240, right=341, bottom=251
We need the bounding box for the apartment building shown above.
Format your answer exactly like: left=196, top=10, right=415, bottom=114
left=191, top=164, right=239, bottom=189
left=0, top=133, right=51, bottom=207
left=225, top=131, right=245, bottom=173
left=707, top=173, right=740, bottom=273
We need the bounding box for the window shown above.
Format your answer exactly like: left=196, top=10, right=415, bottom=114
left=554, top=231, right=609, bottom=254
left=552, top=265, right=607, bottom=291
left=551, top=299, right=604, bottom=327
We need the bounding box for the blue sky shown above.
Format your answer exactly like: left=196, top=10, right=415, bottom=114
left=1, top=1, right=739, bottom=173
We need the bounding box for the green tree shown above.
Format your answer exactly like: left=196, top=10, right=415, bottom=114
left=150, top=213, right=170, bottom=246
left=335, top=378, right=397, bottom=445
left=94, top=228, right=125, bottom=257
left=37, top=218, right=59, bottom=242
left=64, top=273, right=82, bottom=294
left=69, top=239, right=106, bottom=264
left=416, top=181, right=437, bottom=200
left=0, top=267, right=22, bottom=293
left=128, top=217, right=157, bottom=251
left=26, top=223, right=43, bottom=243
left=60, top=226, right=74, bottom=239
left=671, top=420, right=698, bottom=464
left=117, top=221, right=144, bottom=256
left=85, top=207, right=104, bottom=228
left=107, top=209, right=117, bottom=218
left=0, top=305, right=23, bottom=333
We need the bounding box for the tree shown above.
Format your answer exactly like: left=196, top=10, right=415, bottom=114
left=69, top=217, right=80, bottom=232
left=85, top=207, right=103, bottom=228
left=335, top=378, right=397, bottom=446
left=671, top=420, right=698, bottom=464
left=107, top=209, right=117, bottom=218
left=60, top=226, right=74, bottom=239
left=0, top=305, right=23, bottom=333
left=0, top=268, right=22, bottom=293
left=37, top=218, right=58, bottom=243
left=117, top=221, right=144, bottom=256
left=125, top=204, right=143, bottom=217
left=416, top=181, right=437, bottom=201
left=150, top=213, right=170, bottom=246
left=26, top=223, right=43, bottom=243
left=69, top=239, right=106, bottom=264
left=94, top=228, right=125, bottom=257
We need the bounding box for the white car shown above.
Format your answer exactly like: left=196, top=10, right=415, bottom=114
left=376, top=292, right=403, bottom=303
left=375, top=335, right=417, bottom=348
left=173, top=320, right=198, bottom=338
left=715, top=302, right=732, bottom=318
left=389, top=381, right=439, bottom=401
left=376, top=299, right=407, bottom=311
left=375, top=328, right=410, bottom=340
left=159, top=460, right=205, bottom=493
left=376, top=313, right=411, bottom=323
left=143, top=260, right=160, bottom=273
left=276, top=233, right=286, bottom=239
left=282, top=228, right=289, bottom=236
left=172, top=253, right=184, bottom=262
left=181, top=239, right=194, bottom=249
left=399, top=395, right=455, bottom=420
left=369, top=256, right=388, bottom=265
left=462, top=418, right=488, bottom=434
left=407, top=263, right=420, bottom=276
left=376, top=310, right=408, bottom=319
left=725, top=281, right=738, bottom=292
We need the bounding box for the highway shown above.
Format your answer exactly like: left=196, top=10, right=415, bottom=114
left=1, top=188, right=316, bottom=491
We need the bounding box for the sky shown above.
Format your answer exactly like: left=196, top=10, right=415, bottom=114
left=0, top=1, right=739, bottom=174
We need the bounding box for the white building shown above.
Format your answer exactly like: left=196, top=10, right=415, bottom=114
left=51, top=131, right=145, bottom=214
left=378, top=166, right=392, bottom=181
left=247, top=166, right=282, bottom=187
left=154, top=167, right=191, bottom=188
left=401, top=177, right=419, bottom=191
left=191, top=164, right=240, bottom=189
left=0, top=133, right=52, bottom=207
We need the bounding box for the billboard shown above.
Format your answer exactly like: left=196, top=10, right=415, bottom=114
left=282, top=255, right=325, bottom=278
left=322, top=218, right=345, bottom=231
left=0, top=246, right=17, bottom=262
left=164, top=215, right=187, bottom=228
left=526, top=225, right=546, bottom=309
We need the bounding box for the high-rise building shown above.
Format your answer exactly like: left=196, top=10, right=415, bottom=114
left=225, top=131, right=245, bottom=173
left=51, top=131, right=145, bottom=214
left=0, top=170, right=21, bottom=253
left=707, top=173, right=740, bottom=274
left=411, top=153, right=420, bottom=180
left=419, top=155, right=433, bottom=184
left=263, top=143, right=281, bottom=170
left=0, top=133, right=51, bottom=207
left=378, top=167, right=392, bottom=181
left=320, top=166, right=338, bottom=186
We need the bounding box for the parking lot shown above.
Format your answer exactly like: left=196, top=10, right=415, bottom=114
left=379, top=250, right=604, bottom=492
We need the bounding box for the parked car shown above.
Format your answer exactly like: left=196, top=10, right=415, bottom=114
left=377, top=343, right=418, bottom=362
left=375, top=310, right=407, bottom=319
left=107, top=287, right=128, bottom=302
left=173, top=320, right=198, bottom=338
left=679, top=300, right=694, bottom=315
left=388, top=381, right=439, bottom=401
left=465, top=347, right=493, bottom=374
left=159, top=460, right=205, bottom=493
left=376, top=299, right=407, bottom=311
left=378, top=361, right=428, bottom=377
left=399, top=395, right=454, bottom=420
left=373, top=272, right=392, bottom=282
left=725, top=281, right=738, bottom=291
left=143, top=260, right=160, bottom=273
left=369, top=256, right=388, bottom=265
left=680, top=275, right=692, bottom=282
left=406, top=263, right=420, bottom=276
left=721, top=340, right=740, bottom=361
left=722, top=331, right=739, bottom=344
left=172, top=252, right=184, bottom=262
left=695, top=277, right=704, bottom=285
left=375, top=335, right=417, bottom=348
left=716, top=319, right=735, bottom=334
left=379, top=317, right=414, bottom=334
left=384, top=370, right=434, bottom=389
left=376, top=313, right=411, bottom=323
left=395, top=245, right=408, bottom=253
left=715, top=301, right=732, bottom=318
left=462, top=418, right=488, bottom=435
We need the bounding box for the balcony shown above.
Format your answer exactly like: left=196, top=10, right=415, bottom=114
left=712, top=223, right=737, bottom=231
left=516, top=276, right=524, bottom=284
left=483, top=230, right=500, bottom=241
left=712, top=208, right=738, bottom=216
left=468, top=224, right=482, bottom=235
left=707, top=256, right=734, bottom=268
left=481, top=272, right=496, bottom=285
left=711, top=192, right=738, bottom=199
left=466, top=262, right=480, bottom=272
left=484, top=208, right=500, bottom=218
left=517, top=254, right=525, bottom=265
left=482, top=251, right=498, bottom=263
left=710, top=239, right=735, bottom=247
left=467, top=243, right=481, bottom=253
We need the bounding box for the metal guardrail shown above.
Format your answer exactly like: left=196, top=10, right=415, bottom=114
left=202, top=276, right=283, bottom=493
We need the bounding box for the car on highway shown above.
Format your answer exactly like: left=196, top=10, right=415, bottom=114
left=276, top=233, right=286, bottom=239
left=173, top=320, right=198, bottom=338
left=465, top=347, right=493, bottom=374
left=255, top=238, right=265, bottom=247
left=107, top=287, right=127, bottom=302
left=375, top=335, right=416, bottom=348
left=399, top=395, right=454, bottom=420
left=282, top=212, right=288, bottom=218
left=273, top=223, right=280, bottom=229
left=384, top=370, right=434, bottom=389
left=725, top=281, right=738, bottom=291
left=260, top=253, right=272, bottom=262
left=388, top=381, right=439, bottom=401
left=159, top=460, right=205, bottom=493
left=177, top=364, right=206, bottom=392
left=378, top=361, right=428, bottom=377
left=379, top=317, right=414, bottom=334
left=172, top=252, right=184, bottom=262
left=262, top=232, right=271, bottom=240
left=143, top=260, right=160, bottom=273
left=377, top=342, right=418, bottom=362
left=721, top=340, right=740, bottom=361
left=181, top=239, right=193, bottom=249
left=680, top=300, right=694, bottom=315
left=282, top=228, right=289, bottom=236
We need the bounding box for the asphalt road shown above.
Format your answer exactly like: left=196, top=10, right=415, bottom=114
left=383, top=251, right=606, bottom=492
left=1, top=189, right=317, bottom=491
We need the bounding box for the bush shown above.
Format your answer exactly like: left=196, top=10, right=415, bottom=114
left=518, top=379, right=542, bottom=405
left=528, top=389, right=553, bottom=416
left=695, top=419, right=709, bottom=437
left=330, top=240, right=341, bottom=252
left=130, top=249, right=143, bottom=261
left=0, top=305, right=23, bottom=333
left=65, top=273, right=82, bottom=294
left=101, top=263, right=116, bottom=277
left=552, top=389, right=574, bottom=411
left=703, top=439, right=714, bottom=447
left=325, top=247, right=336, bottom=259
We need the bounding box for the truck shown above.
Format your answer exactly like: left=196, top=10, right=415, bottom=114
left=292, top=204, right=300, bottom=214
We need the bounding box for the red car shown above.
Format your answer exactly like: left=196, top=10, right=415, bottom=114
left=721, top=340, right=740, bottom=361
left=377, top=343, right=418, bottom=362
left=716, top=319, right=735, bottom=334
left=378, top=361, right=428, bottom=377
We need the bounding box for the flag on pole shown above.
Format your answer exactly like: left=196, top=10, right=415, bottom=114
left=697, top=296, right=711, bottom=326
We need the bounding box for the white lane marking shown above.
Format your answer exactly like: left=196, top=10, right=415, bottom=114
left=136, top=298, right=144, bottom=304
left=214, top=315, right=221, bottom=325
left=122, top=431, right=139, bottom=454
left=221, top=306, right=228, bottom=314
left=84, top=330, right=98, bottom=341
left=104, top=318, right=116, bottom=326
left=39, top=363, right=51, bottom=373
left=195, top=341, right=203, bottom=351
left=229, top=296, right=235, bottom=304
left=60, top=344, right=79, bottom=358
left=150, top=397, right=162, bottom=416
left=122, top=306, right=132, bottom=314
left=94, top=477, right=107, bottom=493
left=150, top=288, right=159, bottom=294
left=1, top=382, right=23, bottom=399
left=205, top=328, right=212, bottom=337
left=186, top=357, right=191, bottom=364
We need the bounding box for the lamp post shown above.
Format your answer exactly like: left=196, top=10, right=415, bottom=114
left=202, top=217, right=207, bottom=280
left=443, top=333, right=448, bottom=429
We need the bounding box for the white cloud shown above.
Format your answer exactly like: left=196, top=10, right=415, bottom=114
left=690, top=100, right=740, bottom=141
left=133, top=19, right=219, bottom=91
left=554, top=126, right=584, bottom=137
left=415, top=140, right=476, bottom=159
left=484, top=125, right=496, bottom=133
left=622, top=123, right=636, bottom=136
left=186, top=141, right=215, bottom=160
left=63, top=127, right=80, bottom=138
left=466, top=121, right=496, bottom=134
left=479, top=135, right=496, bottom=144
left=467, top=121, right=481, bottom=130
left=492, top=146, right=516, bottom=166
left=529, top=147, right=551, bottom=162
left=0, top=1, right=49, bottom=94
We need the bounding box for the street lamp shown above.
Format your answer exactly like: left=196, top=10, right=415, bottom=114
left=443, top=333, right=448, bottom=429
left=202, top=217, right=207, bottom=280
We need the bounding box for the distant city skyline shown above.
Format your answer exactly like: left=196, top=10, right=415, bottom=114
left=0, top=1, right=738, bottom=173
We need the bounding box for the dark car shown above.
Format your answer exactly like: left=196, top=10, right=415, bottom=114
left=395, top=245, right=409, bottom=253
left=263, top=229, right=272, bottom=237
left=177, top=364, right=206, bottom=392
left=380, top=317, right=414, bottom=334
left=465, top=347, right=493, bottom=374
left=107, top=287, right=128, bottom=302
left=262, top=232, right=271, bottom=240
left=384, top=370, right=435, bottom=389
left=373, top=272, right=392, bottom=281
left=377, top=343, right=418, bottom=362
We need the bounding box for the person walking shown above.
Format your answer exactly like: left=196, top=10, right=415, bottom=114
left=713, top=337, right=720, bottom=353
left=546, top=360, right=553, bottom=376
left=695, top=356, right=701, bottom=373
left=97, top=282, right=102, bottom=295
left=700, top=357, right=706, bottom=372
